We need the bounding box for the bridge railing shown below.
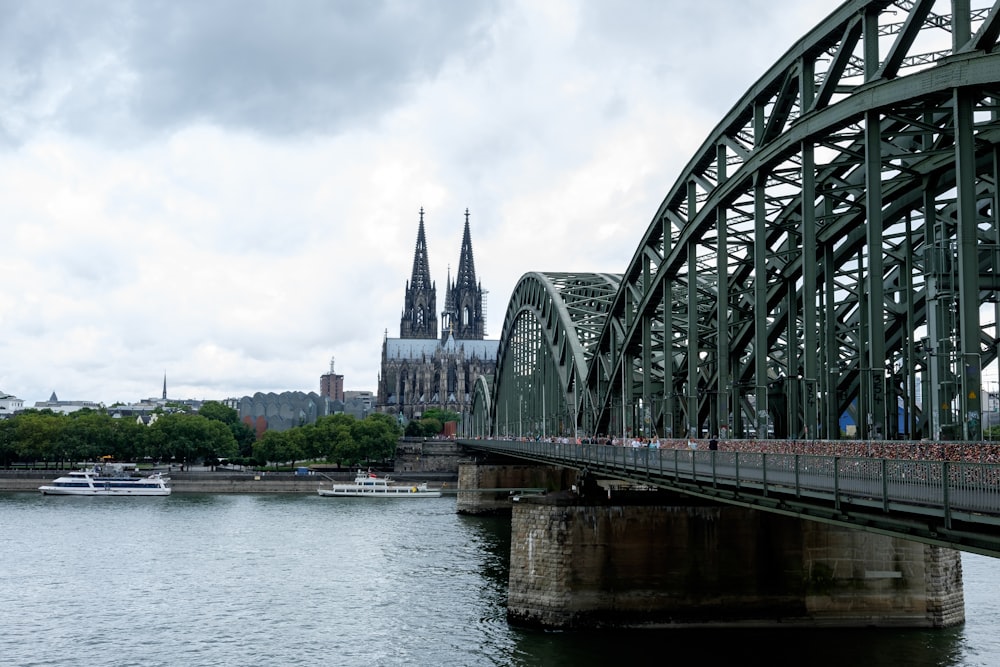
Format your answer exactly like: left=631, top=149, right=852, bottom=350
left=465, top=440, right=1000, bottom=523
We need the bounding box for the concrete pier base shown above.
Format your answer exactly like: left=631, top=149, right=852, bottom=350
left=455, top=462, right=573, bottom=514
left=507, top=493, right=965, bottom=629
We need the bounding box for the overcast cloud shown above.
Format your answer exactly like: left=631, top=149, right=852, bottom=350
left=0, top=0, right=831, bottom=406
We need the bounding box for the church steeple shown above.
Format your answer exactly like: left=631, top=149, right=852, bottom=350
left=455, top=209, right=477, bottom=293
left=441, top=264, right=455, bottom=339
left=448, top=208, right=485, bottom=340
left=400, top=208, right=438, bottom=339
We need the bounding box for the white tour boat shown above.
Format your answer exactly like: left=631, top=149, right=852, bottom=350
left=317, top=470, right=441, bottom=498
left=39, top=464, right=172, bottom=496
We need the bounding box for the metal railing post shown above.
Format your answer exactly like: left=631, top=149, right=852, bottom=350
left=943, top=461, right=952, bottom=530
left=711, top=450, right=717, bottom=488
left=881, top=458, right=888, bottom=513
left=762, top=453, right=767, bottom=497
left=794, top=454, right=801, bottom=498
left=834, top=455, right=840, bottom=512
left=734, top=452, right=740, bottom=492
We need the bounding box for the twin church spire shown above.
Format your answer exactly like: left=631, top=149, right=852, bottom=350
left=400, top=208, right=485, bottom=341
left=400, top=208, right=437, bottom=339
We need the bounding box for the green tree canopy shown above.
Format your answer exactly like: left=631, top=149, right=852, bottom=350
left=0, top=419, right=15, bottom=467
left=352, top=413, right=401, bottom=464
left=199, top=401, right=256, bottom=457
left=14, top=412, right=65, bottom=465
left=198, top=401, right=239, bottom=426
left=253, top=428, right=306, bottom=469
left=317, top=414, right=359, bottom=466
left=149, top=413, right=238, bottom=468
left=59, top=412, right=116, bottom=463
left=422, top=408, right=461, bottom=425
left=405, top=418, right=442, bottom=438
left=110, top=418, right=150, bottom=461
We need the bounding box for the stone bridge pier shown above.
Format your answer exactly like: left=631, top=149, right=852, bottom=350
left=457, top=462, right=965, bottom=630
left=455, top=460, right=574, bottom=514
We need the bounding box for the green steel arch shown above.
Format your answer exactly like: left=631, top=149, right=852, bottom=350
left=492, top=0, right=1000, bottom=443
left=469, top=373, right=492, bottom=438
left=492, top=272, right=621, bottom=438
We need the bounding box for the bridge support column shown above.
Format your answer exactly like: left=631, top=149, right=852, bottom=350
left=507, top=494, right=964, bottom=629
left=456, top=461, right=573, bottom=515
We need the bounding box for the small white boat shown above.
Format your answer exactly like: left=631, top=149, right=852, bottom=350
left=39, top=464, right=172, bottom=496
left=317, top=470, right=441, bottom=498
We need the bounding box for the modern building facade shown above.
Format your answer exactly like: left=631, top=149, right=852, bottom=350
left=237, top=391, right=335, bottom=435
left=377, top=208, right=498, bottom=422
left=344, top=390, right=374, bottom=420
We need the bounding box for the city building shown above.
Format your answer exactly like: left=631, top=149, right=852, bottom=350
left=33, top=392, right=102, bottom=415
left=320, top=357, right=345, bottom=402
left=237, top=391, right=335, bottom=436
left=377, top=208, right=498, bottom=422
left=344, top=390, right=374, bottom=420
left=109, top=376, right=203, bottom=416
left=0, top=389, right=24, bottom=417
left=235, top=363, right=376, bottom=436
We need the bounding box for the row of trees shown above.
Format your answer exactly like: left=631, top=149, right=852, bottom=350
left=253, top=412, right=402, bottom=469
left=0, top=402, right=406, bottom=470
left=0, top=402, right=255, bottom=468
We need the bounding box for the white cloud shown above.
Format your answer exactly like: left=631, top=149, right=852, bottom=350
left=0, top=0, right=832, bottom=405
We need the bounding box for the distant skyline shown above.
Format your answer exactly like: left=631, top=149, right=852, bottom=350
left=0, top=1, right=834, bottom=406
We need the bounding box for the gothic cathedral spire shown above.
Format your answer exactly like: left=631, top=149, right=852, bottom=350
left=444, top=208, right=485, bottom=340
left=400, top=208, right=438, bottom=339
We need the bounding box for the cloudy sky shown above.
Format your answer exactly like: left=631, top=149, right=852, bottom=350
left=0, top=0, right=832, bottom=407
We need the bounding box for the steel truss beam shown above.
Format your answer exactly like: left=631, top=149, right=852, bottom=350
left=490, top=1, right=1000, bottom=444
left=490, top=272, right=621, bottom=439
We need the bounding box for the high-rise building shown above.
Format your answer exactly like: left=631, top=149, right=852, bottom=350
left=320, top=357, right=345, bottom=402
left=377, top=208, right=497, bottom=422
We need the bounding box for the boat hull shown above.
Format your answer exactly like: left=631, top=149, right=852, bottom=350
left=317, top=488, right=441, bottom=498
left=38, top=485, right=172, bottom=496
left=39, top=467, right=171, bottom=496
left=317, top=470, right=442, bottom=498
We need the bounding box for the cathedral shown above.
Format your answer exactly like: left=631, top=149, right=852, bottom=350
left=377, top=208, right=498, bottom=423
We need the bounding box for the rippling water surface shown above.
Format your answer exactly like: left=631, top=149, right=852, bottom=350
left=1, top=492, right=997, bottom=666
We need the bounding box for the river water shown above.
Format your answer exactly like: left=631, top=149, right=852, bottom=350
left=0, top=492, right=997, bottom=667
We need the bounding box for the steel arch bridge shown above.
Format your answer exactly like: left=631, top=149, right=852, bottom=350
left=487, top=272, right=621, bottom=439
left=480, top=0, right=1000, bottom=443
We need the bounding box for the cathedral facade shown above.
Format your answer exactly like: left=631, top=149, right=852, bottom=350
left=377, top=208, right=498, bottom=423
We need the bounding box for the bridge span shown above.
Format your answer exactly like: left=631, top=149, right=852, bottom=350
left=470, top=0, right=1000, bottom=448
left=454, top=438, right=985, bottom=628
left=460, top=438, right=1000, bottom=559
left=456, top=0, right=1000, bottom=632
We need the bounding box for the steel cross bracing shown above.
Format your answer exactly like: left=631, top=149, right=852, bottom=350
left=502, top=0, right=1000, bottom=443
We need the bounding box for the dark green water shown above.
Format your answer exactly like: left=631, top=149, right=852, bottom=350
left=0, top=492, right=996, bottom=666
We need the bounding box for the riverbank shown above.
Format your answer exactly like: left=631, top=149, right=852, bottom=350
left=0, top=470, right=458, bottom=493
